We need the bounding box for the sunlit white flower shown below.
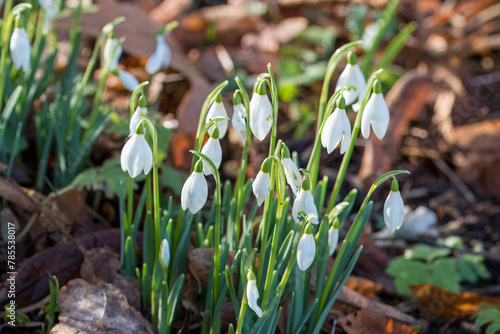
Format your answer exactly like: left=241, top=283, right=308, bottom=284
left=10, top=28, right=30, bottom=71
left=252, top=158, right=272, bottom=207
left=201, top=128, right=222, bottom=176
left=120, top=133, right=153, bottom=178
left=118, top=70, right=140, bottom=92
left=292, top=181, right=319, bottom=225
left=181, top=161, right=208, bottom=214
left=103, top=35, right=122, bottom=70
left=159, top=239, right=170, bottom=268
left=232, top=102, right=247, bottom=143
left=281, top=146, right=301, bottom=196
left=206, top=96, right=228, bottom=138
left=246, top=271, right=262, bottom=317
left=328, top=225, right=339, bottom=256
left=297, top=225, right=315, bottom=271
left=39, top=0, right=58, bottom=22
left=335, top=52, right=365, bottom=110
left=384, top=179, right=405, bottom=233
left=321, top=100, right=351, bottom=154
left=249, top=90, right=273, bottom=141
left=361, top=81, right=390, bottom=140
left=129, top=106, right=148, bottom=137
left=145, top=33, right=171, bottom=75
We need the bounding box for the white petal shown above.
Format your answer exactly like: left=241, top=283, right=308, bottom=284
left=384, top=190, right=405, bottom=233
left=182, top=172, right=208, bottom=213
left=297, top=233, right=316, bottom=271
left=249, top=93, right=273, bottom=141
left=129, top=107, right=148, bottom=137
left=282, top=158, right=301, bottom=195
left=231, top=103, right=247, bottom=143
left=124, top=134, right=143, bottom=178
left=246, top=280, right=263, bottom=317
left=206, top=101, right=229, bottom=138
left=103, top=38, right=121, bottom=70
left=303, top=190, right=319, bottom=224
left=361, top=93, right=376, bottom=139
left=10, top=28, right=30, bottom=70
left=146, top=35, right=171, bottom=75
left=353, top=64, right=366, bottom=107
left=292, top=189, right=307, bottom=221
left=140, top=136, right=153, bottom=175
left=201, top=138, right=222, bottom=175
left=119, top=70, right=140, bottom=92
left=328, top=226, right=339, bottom=256
left=160, top=239, right=170, bottom=268
left=334, top=64, right=361, bottom=106
left=370, top=93, right=390, bottom=140
left=321, top=109, right=344, bottom=154
left=252, top=171, right=270, bottom=207
left=339, top=110, right=351, bottom=154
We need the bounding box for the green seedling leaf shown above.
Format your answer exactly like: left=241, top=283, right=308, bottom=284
left=386, top=258, right=430, bottom=296
left=431, top=258, right=460, bottom=293
left=404, top=244, right=450, bottom=263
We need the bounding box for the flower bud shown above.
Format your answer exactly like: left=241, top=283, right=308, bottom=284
left=361, top=80, right=390, bottom=140
left=383, top=179, right=405, bottom=233
left=181, top=161, right=208, bottom=214
left=246, top=271, right=263, bottom=317
left=249, top=84, right=273, bottom=141
left=297, top=224, right=316, bottom=271
left=159, top=239, right=170, bottom=268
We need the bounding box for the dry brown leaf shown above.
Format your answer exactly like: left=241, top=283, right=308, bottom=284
left=338, top=308, right=418, bottom=334
left=410, top=284, right=500, bottom=321
left=50, top=279, right=155, bottom=334
left=187, top=248, right=236, bottom=288
left=344, top=276, right=383, bottom=299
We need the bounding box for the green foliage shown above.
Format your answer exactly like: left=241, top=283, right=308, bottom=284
left=387, top=244, right=491, bottom=296
left=475, top=305, right=500, bottom=334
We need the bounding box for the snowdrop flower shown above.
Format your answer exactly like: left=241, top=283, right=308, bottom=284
left=321, top=96, right=351, bottom=154
left=201, top=127, right=222, bottom=176
left=292, top=176, right=319, bottom=225
left=361, top=80, right=390, bottom=140
left=231, top=95, right=247, bottom=143
left=335, top=51, right=365, bottom=111
left=120, top=132, right=153, bottom=178
left=118, top=70, right=140, bottom=92
left=297, top=223, right=316, bottom=271
left=39, top=0, right=58, bottom=23
left=129, top=97, right=148, bottom=136
left=328, top=219, right=339, bottom=256
left=252, top=157, right=272, bottom=207
left=159, top=239, right=170, bottom=269
left=249, top=83, right=273, bottom=141
left=246, top=271, right=263, bottom=317
left=181, top=161, right=208, bottom=214
left=384, top=178, right=405, bottom=233
left=10, top=26, right=30, bottom=71
left=281, top=145, right=301, bottom=195
left=205, top=93, right=228, bottom=138
left=145, top=30, right=171, bottom=75
left=103, top=33, right=122, bottom=70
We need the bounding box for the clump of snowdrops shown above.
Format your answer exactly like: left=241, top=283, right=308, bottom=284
left=120, top=39, right=409, bottom=333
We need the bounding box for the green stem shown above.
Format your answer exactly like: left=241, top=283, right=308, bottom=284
left=0, top=0, right=15, bottom=109
left=327, top=70, right=383, bottom=211
left=308, top=41, right=362, bottom=189
left=235, top=291, right=248, bottom=334
left=267, top=64, right=279, bottom=157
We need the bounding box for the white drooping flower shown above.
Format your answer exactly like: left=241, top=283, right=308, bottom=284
left=118, top=70, right=140, bottom=92
left=335, top=51, right=366, bottom=111
left=328, top=224, right=339, bottom=256
left=120, top=133, right=153, bottom=178
left=249, top=87, right=273, bottom=141
left=200, top=128, right=222, bottom=176
left=361, top=80, right=390, bottom=140
left=145, top=32, right=171, bottom=75
left=231, top=102, right=247, bottom=143
left=292, top=178, right=319, bottom=225
left=39, top=0, right=58, bottom=22
left=159, top=239, right=170, bottom=268
left=321, top=97, right=351, bottom=154
left=297, top=224, right=316, bottom=271
left=206, top=95, right=228, bottom=139
left=384, top=178, right=405, bottom=233
left=129, top=106, right=148, bottom=137
left=281, top=146, right=301, bottom=196
left=252, top=158, right=272, bottom=207
left=181, top=161, right=208, bottom=214
left=10, top=27, right=30, bottom=71
left=246, top=271, right=263, bottom=317
left=103, top=35, right=122, bottom=70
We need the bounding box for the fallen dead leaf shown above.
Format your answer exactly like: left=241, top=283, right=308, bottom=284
left=187, top=248, right=235, bottom=288
left=344, top=276, right=383, bottom=299
left=410, top=284, right=500, bottom=321
left=50, top=279, right=155, bottom=334
left=338, top=307, right=418, bottom=334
